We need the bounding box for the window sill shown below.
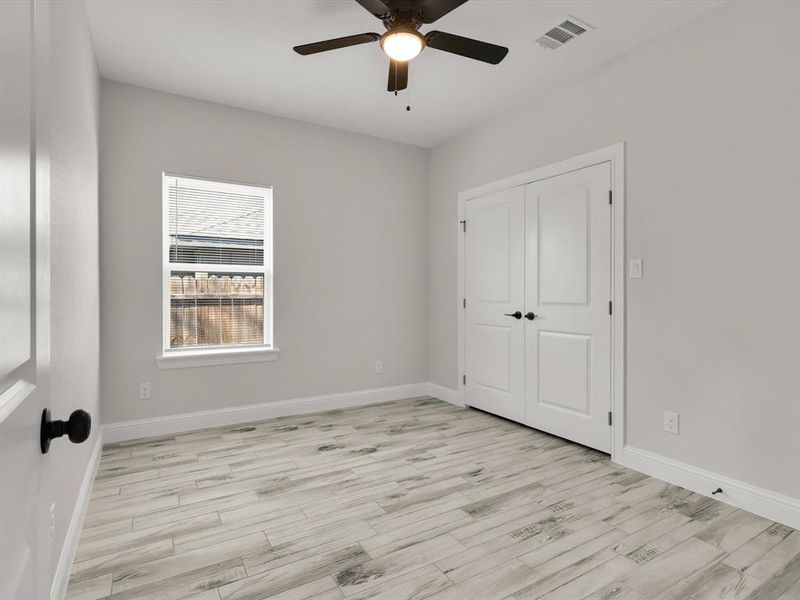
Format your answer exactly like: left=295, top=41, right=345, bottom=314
left=156, top=347, right=280, bottom=370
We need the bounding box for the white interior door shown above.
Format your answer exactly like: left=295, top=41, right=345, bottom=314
left=0, top=1, right=52, bottom=597
left=464, top=186, right=525, bottom=422
left=524, top=162, right=612, bottom=452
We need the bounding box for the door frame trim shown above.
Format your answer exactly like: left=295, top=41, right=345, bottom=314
left=457, top=143, right=625, bottom=462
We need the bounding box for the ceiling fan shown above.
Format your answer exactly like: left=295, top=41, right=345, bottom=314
left=293, top=0, right=509, bottom=93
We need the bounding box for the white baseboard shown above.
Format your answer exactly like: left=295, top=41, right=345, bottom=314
left=102, top=383, right=430, bottom=443
left=621, top=445, right=800, bottom=531
left=427, top=383, right=463, bottom=408
left=50, top=434, right=102, bottom=600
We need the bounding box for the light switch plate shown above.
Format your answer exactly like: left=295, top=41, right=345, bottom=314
left=629, top=258, right=643, bottom=279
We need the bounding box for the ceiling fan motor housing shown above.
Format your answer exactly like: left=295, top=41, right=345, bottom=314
left=381, top=7, right=423, bottom=30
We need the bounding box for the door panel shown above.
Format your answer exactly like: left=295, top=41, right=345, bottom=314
left=1, top=384, right=40, bottom=600
left=537, top=331, right=591, bottom=415
left=525, top=162, right=612, bottom=452
left=473, top=325, right=512, bottom=392
left=474, top=202, right=513, bottom=303
left=538, top=187, right=590, bottom=306
left=465, top=186, right=525, bottom=422
left=0, top=0, right=32, bottom=379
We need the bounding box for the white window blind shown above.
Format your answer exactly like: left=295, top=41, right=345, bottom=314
left=163, top=174, right=272, bottom=351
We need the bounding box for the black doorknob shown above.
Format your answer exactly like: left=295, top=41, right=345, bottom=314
left=525, top=312, right=537, bottom=320
left=40, top=409, right=92, bottom=454
left=504, top=311, right=522, bottom=319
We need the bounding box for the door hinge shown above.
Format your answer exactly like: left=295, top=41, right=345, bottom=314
left=462, top=298, right=466, bottom=309
left=609, top=190, right=613, bottom=205
left=609, top=301, right=613, bottom=315
left=462, top=374, right=466, bottom=385
left=608, top=411, right=613, bottom=426
left=460, top=220, right=467, bottom=232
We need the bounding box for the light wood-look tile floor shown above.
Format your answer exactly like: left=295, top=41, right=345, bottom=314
left=67, top=397, right=800, bottom=600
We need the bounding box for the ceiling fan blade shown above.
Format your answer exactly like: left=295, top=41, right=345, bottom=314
left=425, top=30, right=508, bottom=64
left=387, top=59, right=408, bottom=92
left=420, top=0, right=468, bottom=24
left=293, top=32, right=380, bottom=56
left=354, top=0, right=392, bottom=18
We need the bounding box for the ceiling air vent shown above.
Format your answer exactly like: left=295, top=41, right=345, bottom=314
left=536, top=17, right=593, bottom=50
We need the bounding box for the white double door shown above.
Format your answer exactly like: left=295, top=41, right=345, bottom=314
left=464, top=162, right=612, bottom=452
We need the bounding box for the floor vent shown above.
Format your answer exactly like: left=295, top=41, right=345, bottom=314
left=536, top=17, right=592, bottom=50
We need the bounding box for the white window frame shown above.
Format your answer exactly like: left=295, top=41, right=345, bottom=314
left=156, top=172, right=278, bottom=369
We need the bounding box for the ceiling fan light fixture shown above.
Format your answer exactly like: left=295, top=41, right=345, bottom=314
left=381, top=30, right=425, bottom=62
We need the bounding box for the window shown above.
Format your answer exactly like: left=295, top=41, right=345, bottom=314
left=160, top=174, right=275, bottom=364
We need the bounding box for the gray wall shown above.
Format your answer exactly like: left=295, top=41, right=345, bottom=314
left=428, top=1, right=800, bottom=498
left=49, top=0, right=100, bottom=579
left=99, top=81, right=429, bottom=424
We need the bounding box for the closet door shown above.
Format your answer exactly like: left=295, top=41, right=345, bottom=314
left=464, top=186, right=525, bottom=422
left=524, top=162, right=612, bottom=452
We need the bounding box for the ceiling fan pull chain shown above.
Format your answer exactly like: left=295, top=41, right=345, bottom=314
left=406, top=87, right=411, bottom=112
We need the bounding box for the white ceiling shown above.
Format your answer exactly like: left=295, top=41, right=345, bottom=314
left=85, top=0, right=722, bottom=147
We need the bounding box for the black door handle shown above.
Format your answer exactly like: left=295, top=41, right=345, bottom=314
left=504, top=311, right=522, bottom=319
left=41, top=409, right=91, bottom=454
left=525, top=312, right=537, bottom=320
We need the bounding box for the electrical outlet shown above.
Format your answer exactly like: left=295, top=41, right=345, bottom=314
left=49, top=503, right=55, bottom=538
left=664, top=411, right=680, bottom=435
left=374, top=361, right=383, bottom=374
left=139, top=382, right=152, bottom=400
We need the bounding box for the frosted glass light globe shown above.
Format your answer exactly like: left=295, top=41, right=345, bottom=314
left=381, top=31, right=424, bottom=62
